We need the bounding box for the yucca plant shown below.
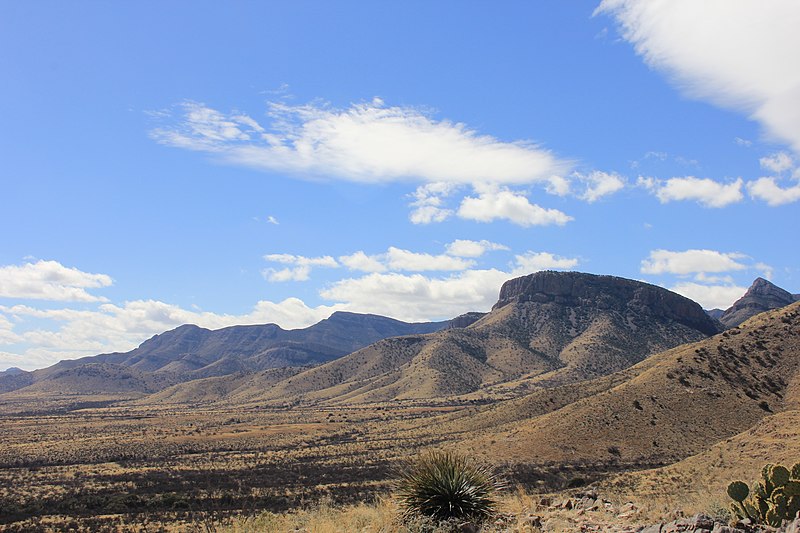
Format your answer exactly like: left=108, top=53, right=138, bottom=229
left=395, top=450, right=503, bottom=523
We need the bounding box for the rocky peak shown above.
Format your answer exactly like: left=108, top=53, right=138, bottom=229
left=493, top=271, right=720, bottom=335
left=720, top=277, right=797, bottom=328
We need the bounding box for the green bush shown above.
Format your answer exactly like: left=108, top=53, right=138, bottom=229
left=727, top=462, right=800, bottom=527
left=395, top=450, right=502, bottom=524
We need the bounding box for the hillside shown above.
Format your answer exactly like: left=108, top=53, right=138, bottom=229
left=459, top=301, right=800, bottom=465
left=249, top=272, right=722, bottom=404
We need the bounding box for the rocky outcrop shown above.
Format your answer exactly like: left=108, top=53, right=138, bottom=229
left=494, top=271, right=720, bottom=336
left=720, top=277, right=798, bottom=328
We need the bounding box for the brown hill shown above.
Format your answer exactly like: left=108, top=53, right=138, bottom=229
left=250, top=272, right=721, bottom=404
left=460, top=301, right=800, bottom=465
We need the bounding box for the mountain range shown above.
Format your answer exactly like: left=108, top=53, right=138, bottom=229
left=1, top=273, right=797, bottom=407
left=0, top=312, right=447, bottom=396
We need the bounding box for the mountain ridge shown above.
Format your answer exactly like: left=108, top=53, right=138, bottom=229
left=0, top=311, right=448, bottom=396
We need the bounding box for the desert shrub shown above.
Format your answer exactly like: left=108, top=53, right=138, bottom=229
left=395, top=450, right=502, bottom=524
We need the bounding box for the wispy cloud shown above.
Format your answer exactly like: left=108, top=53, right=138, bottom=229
left=152, top=99, right=572, bottom=186
left=597, top=0, right=800, bottom=153
left=153, top=99, right=630, bottom=226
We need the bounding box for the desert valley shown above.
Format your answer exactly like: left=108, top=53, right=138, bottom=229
left=1, top=271, right=799, bottom=531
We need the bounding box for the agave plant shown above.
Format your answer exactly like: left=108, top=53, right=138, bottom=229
left=395, top=450, right=503, bottom=523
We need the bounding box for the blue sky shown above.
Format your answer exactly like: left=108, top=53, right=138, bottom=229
left=1, top=1, right=798, bottom=370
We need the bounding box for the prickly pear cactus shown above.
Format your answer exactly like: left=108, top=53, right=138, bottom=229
left=728, top=462, right=800, bottom=527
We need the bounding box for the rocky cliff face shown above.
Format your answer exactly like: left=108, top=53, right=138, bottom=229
left=720, top=277, right=798, bottom=328
left=494, top=271, right=720, bottom=335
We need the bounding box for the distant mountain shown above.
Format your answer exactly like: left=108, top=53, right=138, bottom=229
left=0, top=367, right=24, bottom=376
left=705, top=308, right=725, bottom=320
left=719, top=277, right=798, bottom=328
left=251, top=272, right=722, bottom=404
left=0, top=312, right=448, bottom=397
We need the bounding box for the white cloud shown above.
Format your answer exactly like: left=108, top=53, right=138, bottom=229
left=734, top=137, right=753, bottom=148
left=409, top=205, right=453, bottom=224
left=693, top=272, right=735, bottom=285
left=638, top=176, right=744, bottom=208
left=747, top=177, right=800, bottom=206
left=457, top=186, right=573, bottom=227
left=641, top=249, right=748, bottom=275
left=339, top=247, right=475, bottom=273
left=573, top=170, right=625, bottom=202
left=152, top=99, right=571, bottom=186
left=0, top=260, right=112, bottom=302
left=544, top=175, right=571, bottom=196
left=408, top=182, right=457, bottom=224
left=266, top=215, right=279, bottom=225
left=445, top=239, right=509, bottom=258
left=385, top=247, right=474, bottom=271
left=319, top=269, right=512, bottom=322
left=262, top=254, right=339, bottom=282
left=513, top=252, right=579, bottom=274
left=339, top=251, right=387, bottom=273
left=668, top=282, right=748, bottom=310
left=760, top=152, right=794, bottom=173
left=0, top=314, right=21, bottom=344
left=597, top=0, right=800, bottom=153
